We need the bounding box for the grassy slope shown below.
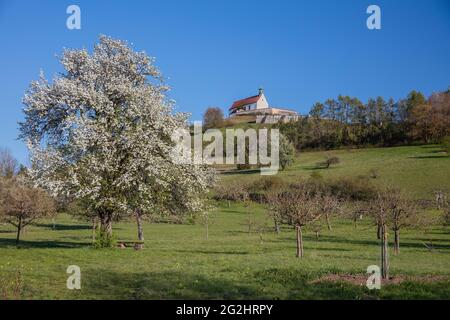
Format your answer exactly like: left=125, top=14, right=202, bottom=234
left=0, top=145, right=449, bottom=299
left=222, top=144, right=450, bottom=199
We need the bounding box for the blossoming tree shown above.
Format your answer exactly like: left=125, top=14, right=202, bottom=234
left=20, top=35, right=214, bottom=246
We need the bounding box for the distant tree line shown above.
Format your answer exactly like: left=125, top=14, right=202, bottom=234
left=277, top=89, right=450, bottom=150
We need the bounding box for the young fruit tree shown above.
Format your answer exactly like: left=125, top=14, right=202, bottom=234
left=385, top=188, right=418, bottom=255
left=0, top=177, right=56, bottom=245
left=266, top=189, right=283, bottom=234
left=319, top=191, right=340, bottom=231
left=369, top=191, right=391, bottom=280
left=20, top=36, right=214, bottom=247
left=346, top=201, right=367, bottom=229
left=269, top=187, right=325, bottom=258
left=369, top=187, right=417, bottom=278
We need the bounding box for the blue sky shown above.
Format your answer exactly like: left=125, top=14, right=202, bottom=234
left=0, top=0, right=449, bottom=164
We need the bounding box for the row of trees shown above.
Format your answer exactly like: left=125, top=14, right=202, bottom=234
left=215, top=176, right=422, bottom=280
left=278, top=90, right=450, bottom=150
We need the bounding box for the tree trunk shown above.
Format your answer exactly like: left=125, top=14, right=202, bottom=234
left=296, top=225, right=304, bottom=258
left=205, top=216, right=209, bottom=240
left=16, top=217, right=22, bottom=245
left=92, top=218, right=97, bottom=243
left=325, top=213, right=332, bottom=231
left=274, top=219, right=280, bottom=234
left=99, top=213, right=113, bottom=246
left=377, top=224, right=381, bottom=239
left=394, top=229, right=400, bottom=255
left=136, top=211, right=144, bottom=241
left=380, top=224, right=389, bottom=280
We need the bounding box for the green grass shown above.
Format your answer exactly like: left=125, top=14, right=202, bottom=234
left=0, top=145, right=449, bottom=299
left=222, top=144, right=450, bottom=199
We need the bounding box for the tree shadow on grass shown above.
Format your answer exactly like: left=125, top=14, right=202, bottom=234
left=314, top=234, right=450, bottom=252
left=221, top=169, right=261, bottom=175
left=302, top=165, right=332, bottom=171
left=34, top=223, right=91, bottom=231
left=0, top=238, right=89, bottom=249
left=172, top=249, right=250, bottom=255
left=221, top=209, right=248, bottom=215
left=253, top=268, right=450, bottom=299
left=81, top=269, right=378, bottom=299
left=408, top=155, right=448, bottom=159
left=264, top=233, right=449, bottom=252
left=81, top=268, right=446, bottom=299
left=81, top=270, right=265, bottom=299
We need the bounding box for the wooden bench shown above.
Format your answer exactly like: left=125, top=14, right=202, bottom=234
left=117, top=240, right=144, bottom=250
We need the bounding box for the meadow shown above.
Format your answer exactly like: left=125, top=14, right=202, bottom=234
left=0, top=145, right=449, bottom=299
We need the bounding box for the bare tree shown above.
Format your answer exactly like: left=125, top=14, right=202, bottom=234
left=369, top=191, right=391, bottom=280
left=309, top=221, right=323, bottom=240
left=386, top=189, right=419, bottom=255
left=203, top=107, right=224, bottom=128
left=198, top=211, right=212, bottom=240
left=320, top=192, right=340, bottom=231
left=369, top=187, right=419, bottom=279
left=342, top=201, right=366, bottom=228
left=0, top=178, right=55, bottom=245
left=434, top=190, right=446, bottom=210
left=269, top=187, right=323, bottom=258
left=0, top=147, right=18, bottom=178
left=266, top=189, right=283, bottom=234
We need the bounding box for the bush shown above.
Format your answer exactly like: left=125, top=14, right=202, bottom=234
left=93, top=230, right=116, bottom=248
left=246, top=177, right=285, bottom=203
left=212, top=181, right=249, bottom=202
left=248, top=176, right=284, bottom=193
left=299, top=176, right=377, bottom=201
left=316, top=154, right=340, bottom=169
left=213, top=177, right=286, bottom=205
left=369, top=168, right=379, bottom=179
left=327, top=176, right=377, bottom=201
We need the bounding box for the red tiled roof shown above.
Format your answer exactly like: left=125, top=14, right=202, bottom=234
left=229, top=95, right=260, bottom=111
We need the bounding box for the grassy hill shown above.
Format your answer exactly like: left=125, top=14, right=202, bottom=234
left=0, top=145, right=449, bottom=299
left=222, top=144, right=450, bottom=200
